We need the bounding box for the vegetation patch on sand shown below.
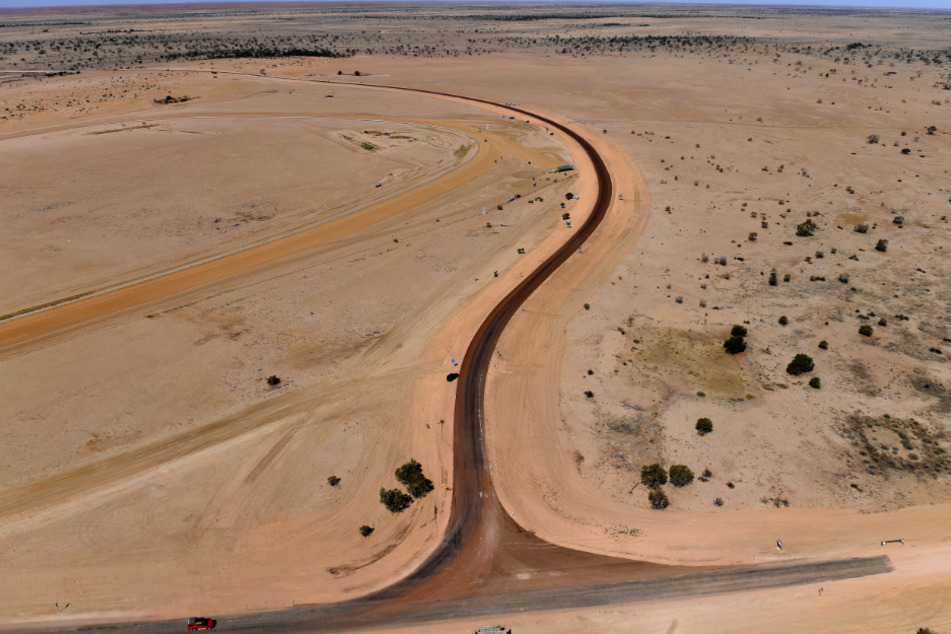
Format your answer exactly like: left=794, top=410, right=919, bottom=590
left=846, top=414, right=949, bottom=476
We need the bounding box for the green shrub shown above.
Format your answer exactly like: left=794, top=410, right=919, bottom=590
left=859, top=324, right=874, bottom=337
left=266, top=375, right=281, bottom=386
left=786, top=353, right=815, bottom=376
left=818, top=340, right=829, bottom=350
left=731, top=325, right=748, bottom=338
left=809, top=376, right=821, bottom=389
left=327, top=475, right=341, bottom=487
left=359, top=525, right=374, bottom=537
left=394, top=459, right=434, bottom=499
left=379, top=488, right=413, bottom=513
left=875, top=239, right=888, bottom=252
left=648, top=487, right=670, bottom=510
left=769, top=269, right=778, bottom=286
left=640, top=463, right=667, bottom=488
left=696, top=418, right=713, bottom=435
left=778, top=315, right=789, bottom=326
left=723, top=336, right=747, bottom=354
left=669, top=465, right=695, bottom=487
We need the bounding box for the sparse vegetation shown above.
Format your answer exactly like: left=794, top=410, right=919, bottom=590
left=359, top=525, right=374, bottom=537
left=327, top=475, right=341, bottom=487
left=875, top=239, right=888, bottom=252
left=778, top=315, right=788, bottom=326
left=266, top=375, right=281, bottom=386
left=859, top=324, right=874, bottom=337
left=818, top=340, right=829, bottom=350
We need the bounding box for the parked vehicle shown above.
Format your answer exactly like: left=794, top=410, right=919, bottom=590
left=187, top=617, right=215, bottom=630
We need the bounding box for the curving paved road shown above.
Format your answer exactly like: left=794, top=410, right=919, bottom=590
left=6, top=74, right=894, bottom=633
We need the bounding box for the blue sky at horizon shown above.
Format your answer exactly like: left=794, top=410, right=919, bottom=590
left=2, top=0, right=950, bottom=10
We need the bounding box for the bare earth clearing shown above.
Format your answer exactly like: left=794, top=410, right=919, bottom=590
left=1, top=4, right=950, bottom=633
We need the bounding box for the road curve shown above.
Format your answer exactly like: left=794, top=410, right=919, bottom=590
left=13, top=74, right=893, bottom=633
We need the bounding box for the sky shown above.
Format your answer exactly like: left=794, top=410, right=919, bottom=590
left=1, top=0, right=950, bottom=11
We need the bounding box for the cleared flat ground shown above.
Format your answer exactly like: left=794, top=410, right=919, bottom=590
left=1, top=4, right=950, bottom=633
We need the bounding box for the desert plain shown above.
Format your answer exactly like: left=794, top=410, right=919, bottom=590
left=1, top=3, right=951, bottom=632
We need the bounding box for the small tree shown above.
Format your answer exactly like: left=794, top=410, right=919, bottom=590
left=875, top=239, right=888, bottom=252
left=266, top=375, right=281, bottom=386
left=723, top=336, right=747, bottom=354
left=778, top=315, right=789, bottom=326
left=379, top=488, right=413, bottom=513
left=327, top=475, right=341, bottom=487
left=818, top=340, right=829, bottom=350
left=859, top=324, right=874, bottom=337
left=731, top=325, right=748, bottom=338
left=786, top=353, right=815, bottom=376
left=648, top=487, right=670, bottom=509
left=359, top=525, right=374, bottom=537
left=669, top=465, right=695, bottom=487
left=640, top=463, right=668, bottom=488
left=809, top=376, right=821, bottom=389
left=696, top=418, right=713, bottom=435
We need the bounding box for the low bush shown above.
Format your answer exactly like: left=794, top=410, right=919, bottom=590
left=809, top=376, right=821, bottom=389
left=696, top=418, right=713, bottom=435
left=327, top=475, right=341, bottom=487
left=669, top=465, right=695, bottom=487
left=731, top=325, right=748, bottom=338
left=380, top=488, right=413, bottom=513
left=640, top=463, right=668, bottom=488
left=395, top=459, right=434, bottom=499
left=859, top=324, right=874, bottom=337
left=359, top=525, right=374, bottom=537
left=723, top=336, right=747, bottom=354
left=266, top=375, right=281, bottom=386
left=786, top=353, right=815, bottom=376
left=778, top=315, right=789, bottom=326
left=796, top=219, right=818, bottom=237
left=648, top=487, right=670, bottom=510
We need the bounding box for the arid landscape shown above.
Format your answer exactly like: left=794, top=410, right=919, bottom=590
left=1, top=3, right=950, bottom=633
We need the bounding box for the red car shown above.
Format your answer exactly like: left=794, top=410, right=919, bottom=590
left=186, top=617, right=215, bottom=630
